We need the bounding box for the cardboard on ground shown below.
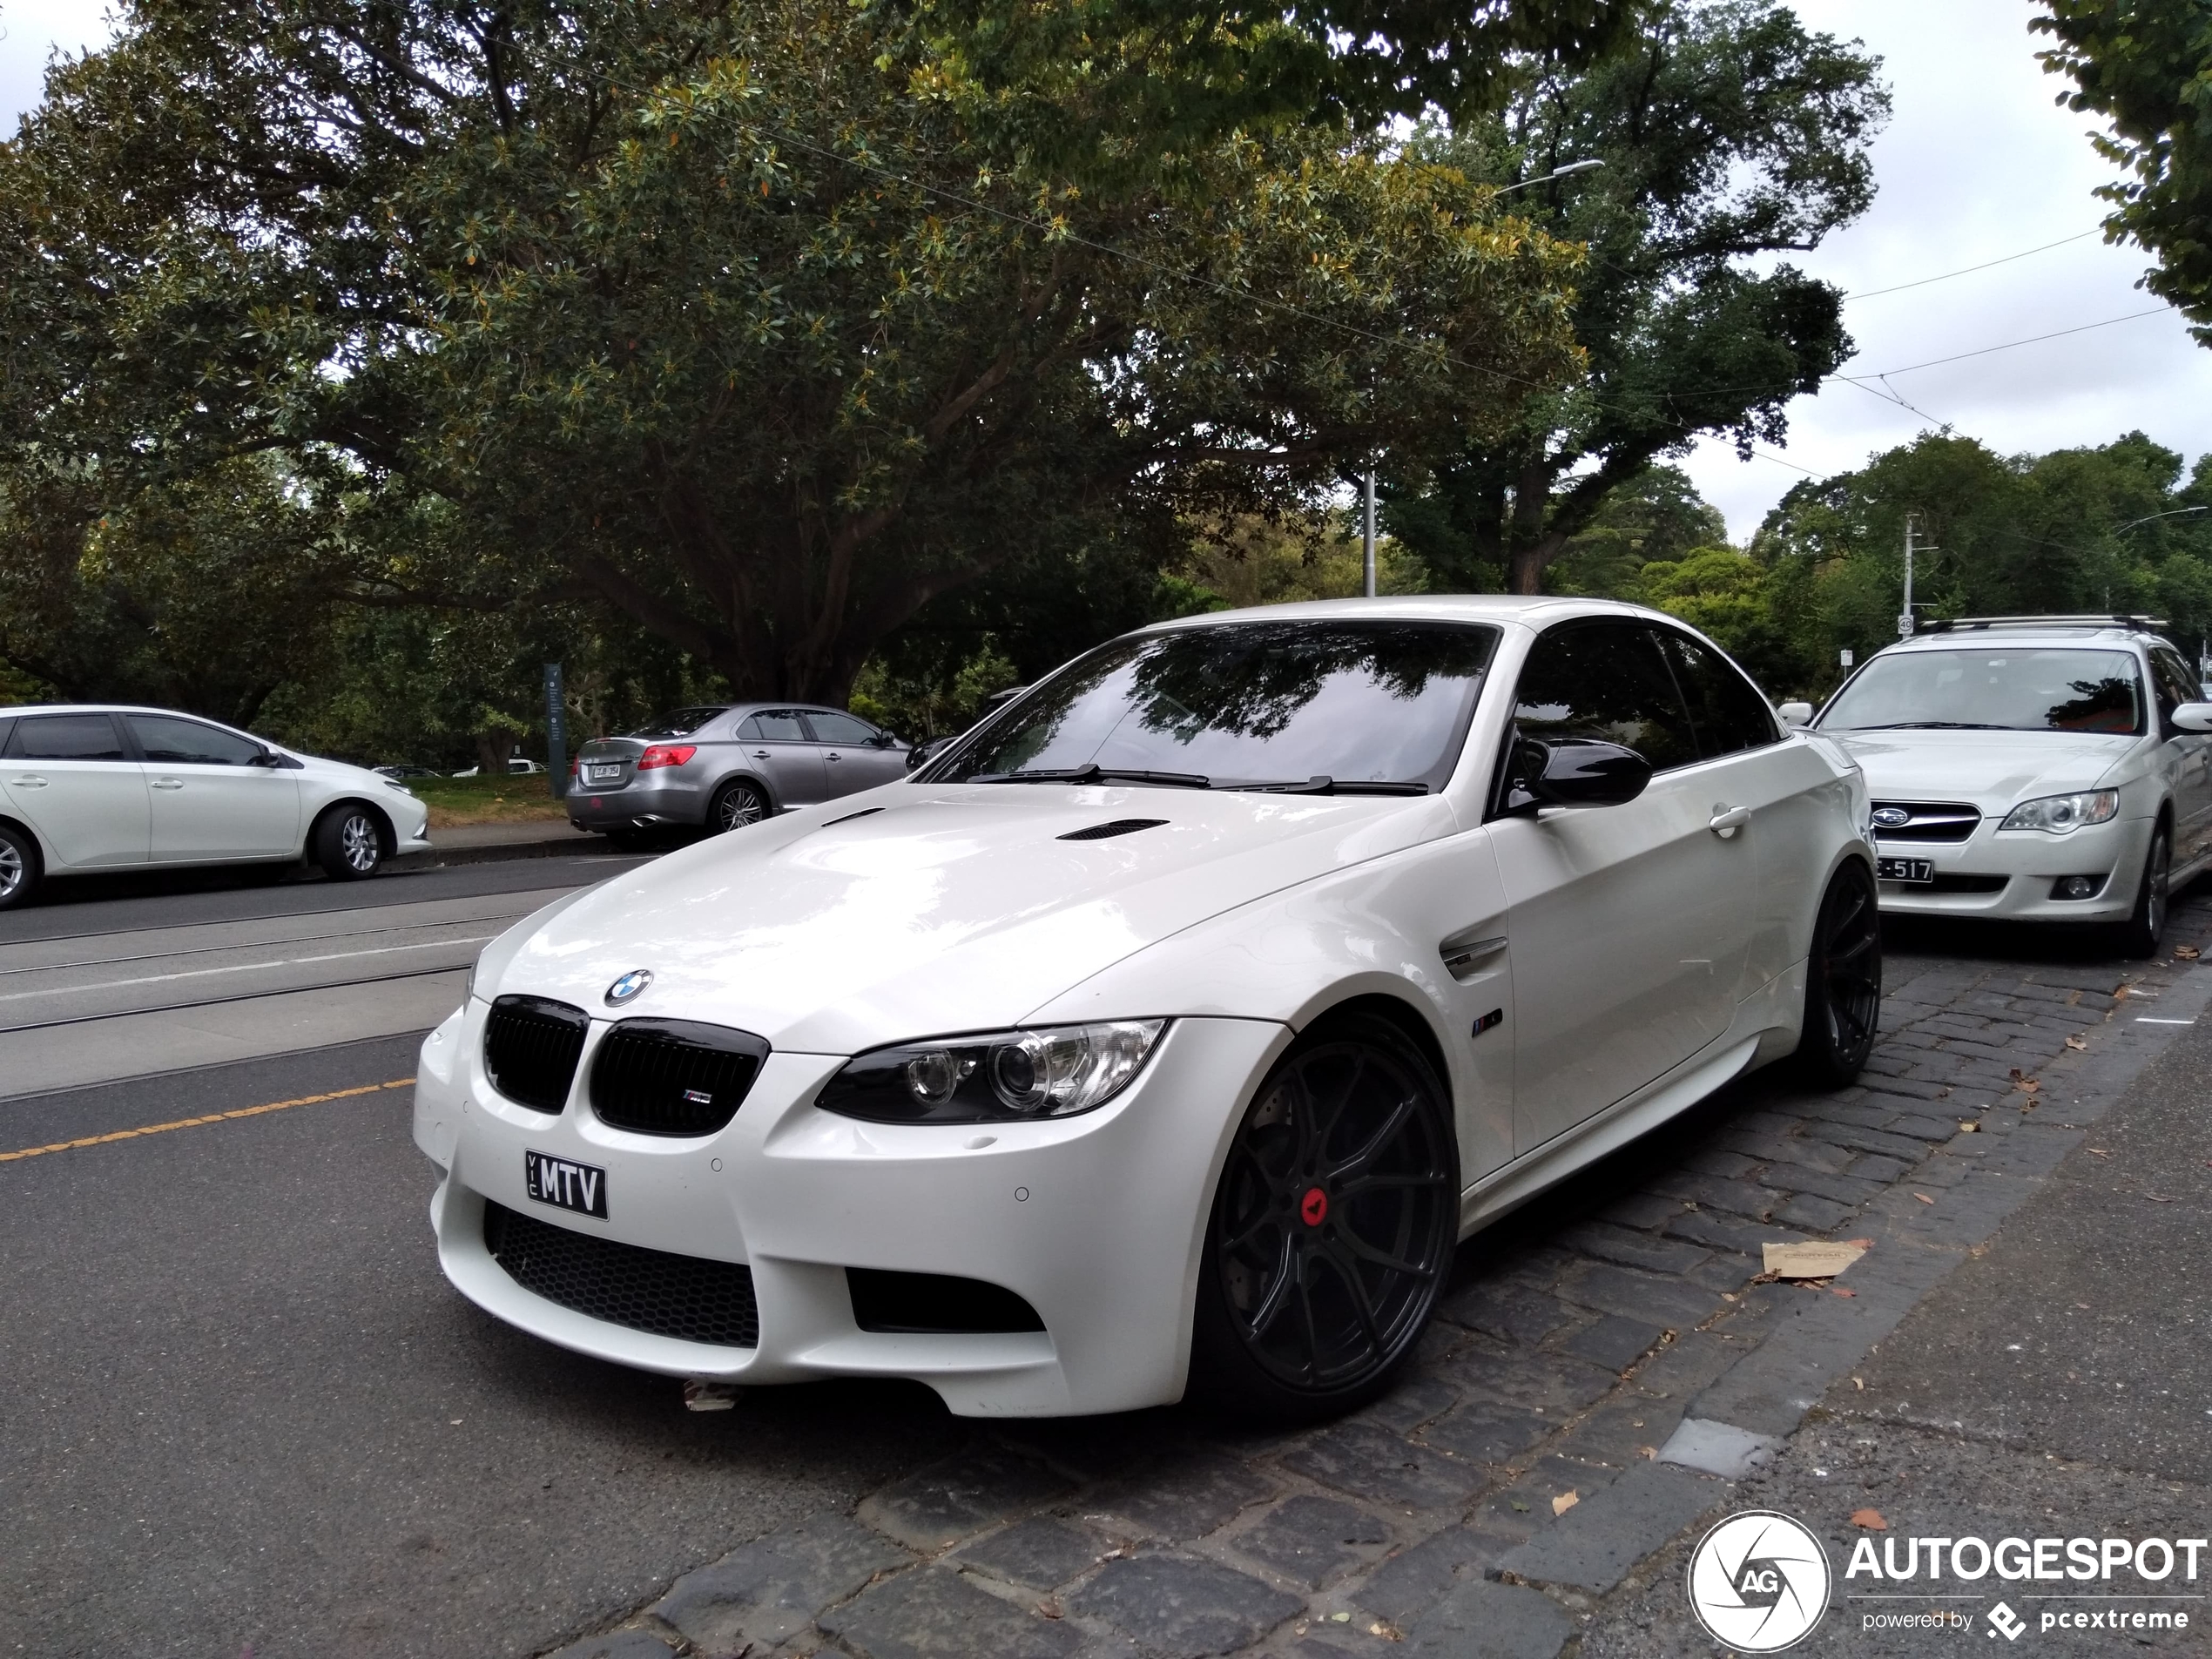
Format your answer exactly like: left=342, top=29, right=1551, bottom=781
left=1763, top=1240, right=1868, bottom=1278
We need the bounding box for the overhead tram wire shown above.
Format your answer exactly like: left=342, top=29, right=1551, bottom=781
left=1843, top=229, right=2101, bottom=301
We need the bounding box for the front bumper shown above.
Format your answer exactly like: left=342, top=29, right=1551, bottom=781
left=1872, top=813, right=2152, bottom=922
left=564, top=772, right=708, bottom=831
left=412, top=1002, right=1288, bottom=1416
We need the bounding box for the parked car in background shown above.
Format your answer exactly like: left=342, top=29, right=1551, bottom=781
left=0, top=705, right=430, bottom=908
left=567, top=705, right=911, bottom=848
left=374, top=764, right=445, bottom=780
left=451, top=758, right=548, bottom=779
left=416, top=597, right=1876, bottom=1420
left=1809, top=616, right=2212, bottom=955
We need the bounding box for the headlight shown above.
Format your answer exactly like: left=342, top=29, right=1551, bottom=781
left=1999, top=790, right=2119, bottom=834
left=383, top=779, right=415, bottom=797
left=465, top=955, right=479, bottom=1001
left=816, top=1020, right=1168, bottom=1124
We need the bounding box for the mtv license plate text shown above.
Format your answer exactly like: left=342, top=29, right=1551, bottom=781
left=524, top=1150, right=609, bottom=1219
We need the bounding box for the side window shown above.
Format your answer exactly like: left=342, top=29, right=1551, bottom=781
left=2150, top=650, right=2196, bottom=727
left=126, top=714, right=264, bottom=766
left=804, top=711, right=878, bottom=746
left=1660, top=632, right=1780, bottom=759
left=6, top=712, right=127, bottom=760
left=1510, top=622, right=1701, bottom=774
left=739, top=711, right=808, bottom=742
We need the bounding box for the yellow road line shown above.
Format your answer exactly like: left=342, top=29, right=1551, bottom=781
left=0, top=1078, right=415, bottom=1163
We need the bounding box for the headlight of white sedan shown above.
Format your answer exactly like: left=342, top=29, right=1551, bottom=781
left=818, top=1020, right=1167, bottom=1124
left=1999, top=790, right=2119, bottom=833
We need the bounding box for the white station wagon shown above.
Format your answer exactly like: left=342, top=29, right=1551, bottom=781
left=415, top=598, right=1876, bottom=1419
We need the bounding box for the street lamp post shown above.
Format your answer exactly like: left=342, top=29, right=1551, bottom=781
left=2115, top=506, right=2209, bottom=536
left=1492, top=158, right=1606, bottom=196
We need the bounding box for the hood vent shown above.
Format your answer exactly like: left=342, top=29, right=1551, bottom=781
left=1058, top=818, right=1169, bottom=842
left=821, top=806, right=885, bottom=827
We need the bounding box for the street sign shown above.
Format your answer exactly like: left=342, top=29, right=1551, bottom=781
left=543, top=664, right=568, bottom=799
left=1896, top=612, right=1914, bottom=637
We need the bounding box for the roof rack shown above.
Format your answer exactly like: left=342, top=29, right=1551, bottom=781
left=1918, top=614, right=2167, bottom=634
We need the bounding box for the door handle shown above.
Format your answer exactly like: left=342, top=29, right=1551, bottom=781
left=9, top=775, right=47, bottom=787
left=152, top=777, right=185, bottom=790
left=751, top=750, right=772, bottom=759
left=1709, top=805, right=1752, bottom=837
left=826, top=752, right=840, bottom=763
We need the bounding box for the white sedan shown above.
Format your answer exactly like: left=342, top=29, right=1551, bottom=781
left=0, top=704, right=431, bottom=907
left=414, top=597, right=1875, bottom=1419
left=1804, top=617, right=2212, bottom=957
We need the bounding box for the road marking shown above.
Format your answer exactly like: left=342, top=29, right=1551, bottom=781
left=0, top=934, right=498, bottom=1004
left=0, top=1078, right=415, bottom=1163
left=2136, top=1016, right=2197, bottom=1024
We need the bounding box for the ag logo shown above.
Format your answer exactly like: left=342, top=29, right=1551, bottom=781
left=1686, top=1510, right=1831, bottom=1652
left=604, top=968, right=654, bottom=1006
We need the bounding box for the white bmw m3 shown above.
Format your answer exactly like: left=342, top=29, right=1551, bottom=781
left=414, top=597, right=1878, bottom=1420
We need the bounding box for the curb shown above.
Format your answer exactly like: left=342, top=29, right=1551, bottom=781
left=391, top=832, right=631, bottom=871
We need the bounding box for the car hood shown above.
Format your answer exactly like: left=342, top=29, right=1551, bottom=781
left=483, top=784, right=1457, bottom=1052
left=1824, top=728, right=2143, bottom=808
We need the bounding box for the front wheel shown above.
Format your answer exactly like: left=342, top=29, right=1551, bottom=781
left=1795, top=860, right=1882, bottom=1086
left=2114, top=825, right=2171, bottom=960
left=0, top=822, right=41, bottom=910
left=312, top=804, right=386, bottom=881
left=1190, top=1011, right=1460, bottom=1422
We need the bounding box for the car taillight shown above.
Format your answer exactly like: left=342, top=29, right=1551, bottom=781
left=637, top=745, right=697, bottom=771
left=569, top=755, right=578, bottom=775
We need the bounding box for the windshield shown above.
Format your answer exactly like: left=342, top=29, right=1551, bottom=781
left=627, top=706, right=727, bottom=739
left=934, top=620, right=1500, bottom=791
left=1819, top=648, right=2145, bottom=735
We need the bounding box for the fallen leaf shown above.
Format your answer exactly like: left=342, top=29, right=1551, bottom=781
left=1958, top=1121, right=1979, bottom=1132
left=1332, top=1610, right=1352, bottom=1622
left=1369, top=1622, right=1403, bottom=1641
left=1510, top=1500, right=1530, bottom=1513
left=2115, top=985, right=2131, bottom=1001
left=1553, top=1490, right=1580, bottom=1516
left=2076, top=1302, right=2092, bottom=1310
left=1832, top=1286, right=1858, bottom=1298
left=1037, top=1599, right=1063, bottom=1620
left=2066, top=1035, right=2089, bottom=1051
left=1914, top=1192, right=1935, bottom=1204
left=1640, top=1446, right=1658, bottom=1459
left=1764, top=1240, right=1869, bottom=1278
left=1851, top=1507, right=1889, bottom=1531
left=2087, top=1147, right=2112, bottom=1158
left=2020, top=1078, right=2041, bottom=1095
left=2177, top=945, right=2201, bottom=961
left=1852, top=1376, right=1865, bottom=1389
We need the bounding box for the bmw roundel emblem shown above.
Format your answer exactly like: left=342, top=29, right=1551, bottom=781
left=1870, top=806, right=1910, bottom=829
left=605, top=968, right=654, bottom=1006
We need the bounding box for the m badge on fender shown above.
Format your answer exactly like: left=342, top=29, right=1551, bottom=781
left=525, top=1150, right=610, bottom=1219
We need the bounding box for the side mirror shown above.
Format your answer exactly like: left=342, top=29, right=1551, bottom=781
left=2170, top=702, right=2212, bottom=733
left=1777, top=701, right=1814, bottom=727
left=1509, top=737, right=1653, bottom=812
left=249, top=748, right=281, bottom=768
left=907, top=736, right=954, bottom=772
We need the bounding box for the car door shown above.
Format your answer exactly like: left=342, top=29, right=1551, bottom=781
left=1488, top=620, right=1748, bottom=1155
left=803, top=709, right=907, bottom=794
left=125, top=712, right=301, bottom=860
left=737, top=710, right=828, bottom=806
left=2148, top=646, right=2212, bottom=867
left=0, top=711, right=152, bottom=867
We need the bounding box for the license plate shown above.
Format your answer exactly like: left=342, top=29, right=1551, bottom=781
left=1878, top=857, right=1934, bottom=884
left=524, top=1150, right=609, bottom=1219
left=586, top=763, right=624, bottom=783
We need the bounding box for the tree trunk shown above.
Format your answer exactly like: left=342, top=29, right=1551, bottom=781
left=475, top=730, right=515, bottom=774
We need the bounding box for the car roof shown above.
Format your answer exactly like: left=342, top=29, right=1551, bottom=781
left=0, top=703, right=248, bottom=721
left=1136, top=594, right=1679, bottom=634
left=1875, top=624, right=2161, bottom=655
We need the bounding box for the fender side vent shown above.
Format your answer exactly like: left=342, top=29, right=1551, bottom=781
left=1057, top=818, right=1169, bottom=842
left=846, top=1269, right=1046, bottom=1333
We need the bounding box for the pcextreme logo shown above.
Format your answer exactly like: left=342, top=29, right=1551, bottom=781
left=1687, top=1510, right=1833, bottom=1652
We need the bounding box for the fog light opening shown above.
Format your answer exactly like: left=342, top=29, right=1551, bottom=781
left=2051, top=874, right=2107, bottom=900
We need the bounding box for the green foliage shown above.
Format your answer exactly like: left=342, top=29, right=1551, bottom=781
left=1545, top=464, right=1727, bottom=596
left=2034, top=0, right=2212, bottom=341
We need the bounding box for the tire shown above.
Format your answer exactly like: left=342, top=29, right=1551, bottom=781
left=1190, top=1010, right=1460, bottom=1422
left=2114, top=823, right=2171, bottom=960
left=1795, top=860, right=1882, bottom=1087
left=0, top=822, right=41, bottom=910
left=311, top=803, right=386, bottom=881
left=711, top=779, right=771, bottom=833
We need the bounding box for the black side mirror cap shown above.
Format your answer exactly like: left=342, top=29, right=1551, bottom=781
left=1507, top=737, right=1653, bottom=812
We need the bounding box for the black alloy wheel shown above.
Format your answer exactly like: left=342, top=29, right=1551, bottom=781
left=1191, top=1011, right=1460, bottom=1420
left=2117, top=825, right=2171, bottom=960
left=312, top=804, right=385, bottom=881
left=1796, top=860, right=1882, bottom=1085
left=0, top=822, right=39, bottom=909
left=712, top=780, right=770, bottom=833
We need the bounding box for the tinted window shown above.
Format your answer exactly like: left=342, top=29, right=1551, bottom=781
left=7, top=712, right=126, bottom=760
left=805, top=711, right=879, bottom=745
left=630, top=706, right=726, bottom=739
left=739, top=711, right=809, bottom=742
left=1820, top=649, right=2145, bottom=735
left=1512, top=623, right=1700, bottom=772
left=2150, top=649, right=2197, bottom=727
left=940, top=621, right=1499, bottom=789
left=127, top=714, right=264, bottom=766
left=1660, top=632, right=1778, bottom=758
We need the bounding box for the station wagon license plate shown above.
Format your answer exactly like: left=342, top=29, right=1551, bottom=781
left=524, top=1150, right=610, bottom=1219
left=586, top=763, right=624, bottom=783
left=1877, top=857, right=1934, bottom=884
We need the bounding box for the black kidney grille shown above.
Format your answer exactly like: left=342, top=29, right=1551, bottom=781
left=483, top=1201, right=759, bottom=1347
left=590, top=1018, right=771, bottom=1136
left=483, top=995, right=589, bottom=1112
left=1058, top=818, right=1169, bottom=842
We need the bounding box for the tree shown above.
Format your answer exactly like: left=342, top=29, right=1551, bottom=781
left=2034, top=0, right=2212, bottom=342
left=1, top=0, right=1588, bottom=711
left=1385, top=0, right=1887, bottom=594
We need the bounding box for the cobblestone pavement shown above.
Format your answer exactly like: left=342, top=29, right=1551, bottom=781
left=540, top=894, right=2212, bottom=1659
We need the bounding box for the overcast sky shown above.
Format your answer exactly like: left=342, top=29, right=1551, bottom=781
left=6, top=0, right=2209, bottom=541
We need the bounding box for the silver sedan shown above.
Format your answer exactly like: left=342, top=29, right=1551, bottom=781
left=567, top=705, right=911, bottom=846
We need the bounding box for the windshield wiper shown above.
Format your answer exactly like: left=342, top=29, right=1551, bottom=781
left=968, top=764, right=1212, bottom=788
left=1224, top=776, right=1430, bottom=796
left=1851, top=721, right=2013, bottom=731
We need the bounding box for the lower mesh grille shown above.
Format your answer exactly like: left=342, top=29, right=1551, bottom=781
left=483, top=996, right=588, bottom=1112
left=590, top=1018, right=769, bottom=1136
left=482, top=1201, right=759, bottom=1347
